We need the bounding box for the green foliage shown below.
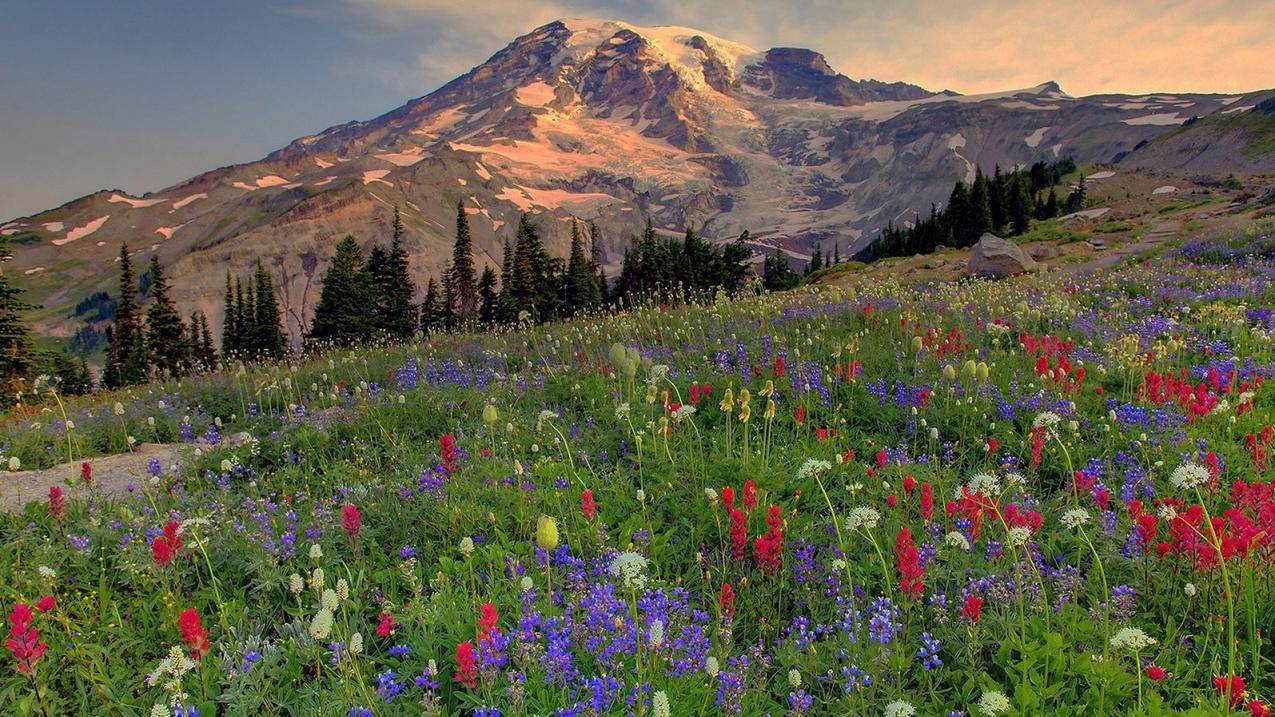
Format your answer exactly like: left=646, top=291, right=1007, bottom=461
left=307, top=235, right=375, bottom=348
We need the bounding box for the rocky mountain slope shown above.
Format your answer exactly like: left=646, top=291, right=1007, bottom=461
left=5, top=18, right=1273, bottom=343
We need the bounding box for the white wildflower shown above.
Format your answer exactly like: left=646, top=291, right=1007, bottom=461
left=788, top=669, right=802, bottom=689
left=309, top=608, right=334, bottom=640
left=845, top=506, right=881, bottom=532
left=945, top=531, right=972, bottom=551
left=671, top=404, right=697, bottom=422
left=1184, top=582, right=1197, bottom=597
left=289, top=574, right=304, bottom=595
left=609, top=551, right=649, bottom=589
left=1032, top=411, right=1061, bottom=434
left=38, top=565, right=56, bottom=580
left=309, top=544, right=323, bottom=561
left=1170, top=462, right=1209, bottom=491
left=883, top=700, right=916, bottom=717
left=651, top=690, right=670, bottom=717
left=967, top=473, right=1000, bottom=495
left=321, top=588, right=338, bottom=612
left=649, top=619, right=664, bottom=649
left=1007, top=527, right=1031, bottom=547
left=615, top=402, right=631, bottom=419
left=349, top=632, right=363, bottom=656
left=1109, top=627, right=1157, bottom=652
left=977, top=690, right=1010, bottom=715
left=460, top=536, right=474, bottom=556
left=796, top=458, right=833, bottom=482
left=705, top=655, right=720, bottom=677
left=1061, top=509, right=1091, bottom=530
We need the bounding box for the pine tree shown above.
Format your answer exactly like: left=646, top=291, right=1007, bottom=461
left=496, top=237, right=515, bottom=325
left=1043, top=188, right=1060, bottom=219
left=252, top=260, right=286, bottom=360
left=477, top=266, right=498, bottom=327
left=198, top=312, right=218, bottom=371
left=308, top=235, right=374, bottom=347
left=0, top=235, right=34, bottom=401
left=509, top=215, right=541, bottom=322
left=221, top=272, right=238, bottom=358
left=1007, top=172, right=1033, bottom=235
left=989, top=165, right=1007, bottom=233
left=145, top=255, right=188, bottom=377
left=375, top=208, right=417, bottom=342
left=419, top=277, right=443, bottom=334
left=440, top=263, right=456, bottom=331
left=588, top=221, right=609, bottom=304
left=450, top=200, right=478, bottom=326
left=964, top=168, right=994, bottom=245
left=233, top=277, right=246, bottom=357
left=562, top=220, right=601, bottom=317
left=1065, top=175, right=1087, bottom=214
left=104, top=243, right=148, bottom=388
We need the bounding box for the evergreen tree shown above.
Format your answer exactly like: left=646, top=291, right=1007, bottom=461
left=233, top=277, right=246, bottom=357
left=252, top=260, right=286, bottom=360
left=1043, top=188, right=1060, bottom=219
left=989, top=165, right=1007, bottom=233
left=562, top=220, right=601, bottom=317
left=1065, top=175, right=1087, bottom=214
left=966, top=168, right=994, bottom=244
left=419, top=277, right=443, bottom=334
left=0, top=235, right=34, bottom=401
left=762, top=247, right=800, bottom=291
left=308, top=236, right=374, bottom=347
left=833, top=243, right=840, bottom=265
left=588, top=221, right=609, bottom=305
left=449, top=200, right=478, bottom=325
left=145, top=254, right=189, bottom=377
left=221, top=272, right=239, bottom=358
left=440, top=263, right=456, bottom=331
left=104, top=243, right=148, bottom=388
left=496, top=237, right=515, bottom=325
left=509, top=215, right=542, bottom=321
left=198, top=312, right=218, bottom=371
left=1007, top=172, right=1034, bottom=235
left=373, top=208, right=417, bottom=342
left=477, top=266, right=498, bottom=327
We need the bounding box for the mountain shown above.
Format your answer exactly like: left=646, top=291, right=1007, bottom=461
left=4, top=18, right=1274, bottom=344
left=1120, top=96, right=1275, bottom=172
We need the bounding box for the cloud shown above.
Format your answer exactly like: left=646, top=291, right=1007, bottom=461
left=341, top=0, right=1275, bottom=95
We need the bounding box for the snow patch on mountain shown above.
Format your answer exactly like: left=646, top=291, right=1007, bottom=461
left=361, top=170, right=392, bottom=186
left=1123, top=113, right=1185, bottom=126
left=109, top=193, right=166, bottom=208
left=1024, top=127, right=1050, bottom=147
left=53, top=215, right=109, bottom=246
left=172, top=193, right=207, bottom=209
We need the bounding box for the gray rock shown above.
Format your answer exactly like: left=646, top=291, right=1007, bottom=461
left=968, top=233, right=1038, bottom=277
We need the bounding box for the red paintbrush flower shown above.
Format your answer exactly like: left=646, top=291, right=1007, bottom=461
left=5, top=603, right=46, bottom=674
left=81, top=461, right=92, bottom=486
left=1146, top=664, right=1166, bottom=681
left=341, top=503, right=361, bottom=540
left=47, top=486, right=64, bottom=521
left=961, top=594, right=982, bottom=624
left=581, top=490, right=596, bottom=522
left=718, top=582, right=736, bottom=620
left=728, top=508, right=748, bottom=561
left=454, top=640, right=477, bottom=688
left=894, top=527, right=923, bottom=598
left=742, top=480, right=756, bottom=512
left=477, top=602, right=497, bottom=643
left=1214, top=674, right=1246, bottom=707
left=33, top=597, right=54, bottom=614
left=177, top=608, right=209, bottom=658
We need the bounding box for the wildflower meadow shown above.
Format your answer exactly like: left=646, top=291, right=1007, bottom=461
left=4, top=232, right=1275, bottom=716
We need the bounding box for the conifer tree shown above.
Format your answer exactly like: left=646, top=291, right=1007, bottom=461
left=104, top=243, right=148, bottom=388
left=477, top=266, right=498, bottom=327
left=232, top=277, right=246, bottom=357
left=419, top=277, right=443, bottom=334
left=198, top=312, right=217, bottom=370
left=145, top=255, right=188, bottom=377
left=496, top=237, right=515, bottom=326
left=562, top=220, right=601, bottom=317
left=449, top=200, right=478, bottom=326
left=964, top=168, right=994, bottom=245
left=308, top=235, right=374, bottom=347
left=588, top=221, right=609, bottom=305
left=373, top=207, right=417, bottom=342
left=509, top=215, right=541, bottom=321
left=1007, top=172, right=1034, bottom=235
left=221, top=272, right=239, bottom=358
left=252, top=260, right=286, bottom=360
left=0, top=235, right=34, bottom=400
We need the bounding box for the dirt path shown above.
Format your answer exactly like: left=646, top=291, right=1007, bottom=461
left=1063, top=222, right=1178, bottom=275
left=1, top=443, right=190, bottom=511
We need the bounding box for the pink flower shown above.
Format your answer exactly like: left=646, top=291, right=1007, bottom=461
left=5, top=603, right=46, bottom=674
left=34, top=597, right=55, bottom=614
left=341, top=503, right=361, bottom=540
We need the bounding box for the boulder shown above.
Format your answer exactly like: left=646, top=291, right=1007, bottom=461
left=1026, top=243, right=1060, bottom=261
left=968, top=233, right=1038, bottom=278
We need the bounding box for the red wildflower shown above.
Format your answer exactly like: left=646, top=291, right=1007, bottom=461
left=920, top=483, right=934, bottom=522
left=1215, top=674, right=1246, bottom=707
left=151, top=535, right=174, bottom=566
left=162, top=520, right=183, bottom=551
left=454, top=641, right=477, bottom=688
left=1249, top=700, right=1270, bottom=717
left=902, top=476, right=915, bottom=494
left=377, top=610, right=397, bottom=638
left=1146, top=664, right=1166, bottom=681
left=80, top=461, right=92, bottom=486
left=341, top=503, right=361, bottom=540
left=33, top=597, right=54, bottom=614
left=689, top=383, right=701, bottom=405
left=773, top=356, right=785, bottom=377
left=48, top=486, right=64, bottom=521
left=721, top=486, right=735, bottom=510
left=5, top=603, right=46, bottom=674
left=753, top=505, right=783, bottom=575
left=794, top=405, right=805, bottom=426
left=718, top=582, right=736, bottom=620
left=581, top=490, right=596, bottom=522
left=894, top=527, right=923, bottom=598
left=477, top=602, right=497, bottom=643
left=177, top=608, right=209, bottom=658
left=961, top=594, right=983, bottom=624
left=440, top=433, right=457, bottom=477
left=728, top=508, right=748, bottom=561
left=742, top=480, right=757, bottom=512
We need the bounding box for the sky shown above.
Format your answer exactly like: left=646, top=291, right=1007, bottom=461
left=3, top=0, right=1272, bottom=221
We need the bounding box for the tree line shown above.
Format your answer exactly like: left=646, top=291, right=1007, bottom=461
left=857, top=157, right=1083, bottom=262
